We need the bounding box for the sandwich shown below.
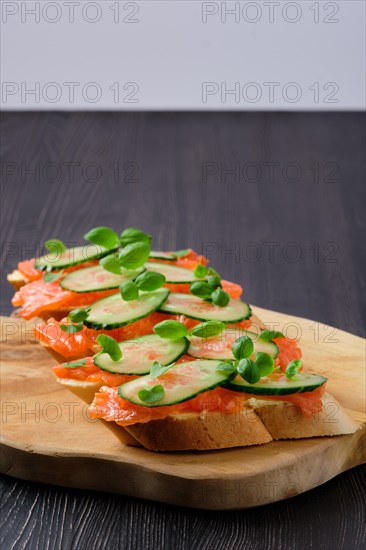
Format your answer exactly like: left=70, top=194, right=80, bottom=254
left=85, top=321, right=358, bottom=451
left=8, top=225, right=359, bottom=451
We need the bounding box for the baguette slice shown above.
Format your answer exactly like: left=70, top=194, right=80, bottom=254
left=125, top=408, right=273, bottom=451
left=55, top=378, right=103, bottom=405
left=248, top=393, right=359, bottom=439
left=8, top=270, right=29, bottom=291
left=107, top=393, right=359, bottom=452
left=61, top=378, right=359, bottom=451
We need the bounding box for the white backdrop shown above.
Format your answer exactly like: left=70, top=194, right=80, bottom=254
left=1, top=0, right=365, bottom=110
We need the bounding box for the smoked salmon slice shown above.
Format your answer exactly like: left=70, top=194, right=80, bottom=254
left=53, top=357, right=137, bottom=386
left=12, top=279, right=118, bottom=320
left=89, top=385, right=246, bottom=426
left=17, top=258, right=98, bottom=282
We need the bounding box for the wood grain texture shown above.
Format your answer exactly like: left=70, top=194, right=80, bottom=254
left=1, top=112, right=365, bottom=547
left=0, top=309, right=365, bottom=512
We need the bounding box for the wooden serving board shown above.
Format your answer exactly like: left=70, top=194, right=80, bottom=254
left=0, top=309, right=365, bottom=510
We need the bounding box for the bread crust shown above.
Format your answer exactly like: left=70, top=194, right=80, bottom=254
left=125, top=408, right=273, bottom=451
left=247, top=393, right=359, bottom=439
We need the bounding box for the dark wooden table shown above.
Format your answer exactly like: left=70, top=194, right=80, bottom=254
left=1, top=112, right=365, bottom=549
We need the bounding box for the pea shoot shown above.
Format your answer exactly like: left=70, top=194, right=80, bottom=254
left=45, top=239, right=66, bottom=255
left=211, top=288, right=230, bottom=307
left=194, top=264, right=208, bottom=278
left=137, top=384, right=165, bottom=404
left=120, top=271, right=166, bottom=302
left=43, top=269, right=64, bottom=283
left=189, top=267, right=230, bottom=308
left=149, top=361, right=171, bottom=378
left=259, top=330, right=284, bottom=342
left=94, top=334, right=122, bottom=362
left=84, top=226, right=120, bottom=250
left=100, top=253, right=122, bottom=275
left=173, top=249, right=191, bottom=258
left=153, top=319, right=226, bottom=340
left=63, top=359, right=87, bottom=368
left=153, top=320, right=190, bottom=339
left=83, top=225, right=153, bottom=274
left=215, top=334, right=275, bottom=385
left=120, top=228, right=152, bottom=247
left=286, top=360, right=302, bottom=379
left=60, top=307, right=89, bottom=334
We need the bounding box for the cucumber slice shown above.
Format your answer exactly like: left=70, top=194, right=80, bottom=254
left=223, top=373, right=327, bottom=396
left=118, top=359, right=232, bottom=407
left=84, top=288, right=170, bottom=330
left=34, top=245, right=113, bottom=271
left=60, top=265, right=145, bottom=293
left=146, top=262, right=200, bottom=283
left=188, top=329, right=279, bottom=360
left=94, top=334, right=188, bottom=374
left=159, top=293, right=252, bottom=323
left=149, top=251, right=177, bottom=261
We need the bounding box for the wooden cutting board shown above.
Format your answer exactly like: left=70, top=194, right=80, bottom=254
left=0, top=309, right=365, bottom=510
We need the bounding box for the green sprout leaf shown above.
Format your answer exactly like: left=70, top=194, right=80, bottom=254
left=95, top=334, right=122, bottom=362
left=120, top=280, right=139, bottom=301
left=63, top=359, right=87, bottom=369
left=255, top=352, right=275, bottom=377
left=215, top=362, right=236, bottom=374
left=60, top=323, right=84, bottom=334
left=84, top=226, right=119, bottom=249
left=153, top=320, right=189, bottom=340
left=150, top=361, right=172, bottom=378
left=135, top=271, right=166, bottom=291
left=190, top=320, right=226, bottom=339
left=207, top=275, right=221, bottom=290
left=138, top=384, right=165, bottom=404
left=173, top=249, right=191, bottom=258
left=100, top=253, right=122, bottom=275
left=43, top=269, right=64, bottom=283
left=237, top=358, right=261, bottom=384
left=286, top=359, right=302, bottom=379
left=190, top=281, right=212, bottom=299
left=45, top=239, right=66, bottom=255
left=232, top=336, right=254, bottom=360
left=119, top=241, right=150, bottom=270
left=120, top=228, right=152, bottom=247
left=207, top=267, right=221, bottom=278
left=259, top=330, right=284, bottom=342
left=194, top=264, right=208, bottom=278
left=68, top=308, right=89, bottom=323
left=211, top=288, right=230, bottom=307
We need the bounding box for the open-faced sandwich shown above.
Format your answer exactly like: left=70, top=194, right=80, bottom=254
left=8, top=226, right=359, bottom=451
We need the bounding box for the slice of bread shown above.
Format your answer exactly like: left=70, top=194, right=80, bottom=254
left=125, top=408, right=273, bottom=451
left=8, top=270, right=29, bottom=290
left=57, top=377, right=359, bottom=452
left=248, top=393, right=359, bottom=439
left=55, top=377, right=103, bottom=405
left=107, top=393, right=359, bottom=452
